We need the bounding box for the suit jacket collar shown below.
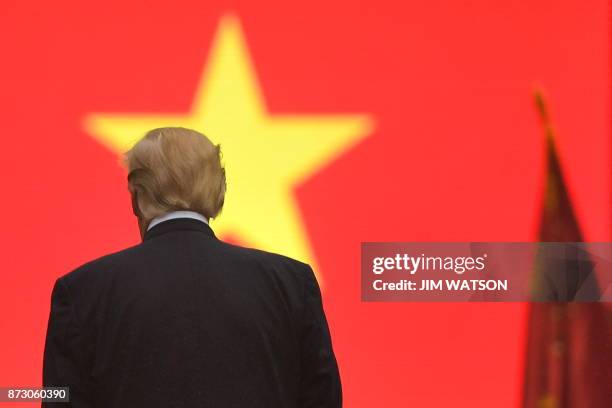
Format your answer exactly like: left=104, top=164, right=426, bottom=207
left=144, top=217, right=216, bottom=241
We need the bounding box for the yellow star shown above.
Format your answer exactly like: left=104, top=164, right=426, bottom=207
left=84, top=14, right=373, bottom=279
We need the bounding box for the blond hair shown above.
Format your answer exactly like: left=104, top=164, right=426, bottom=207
left=125, top=127, right=226, bottom=226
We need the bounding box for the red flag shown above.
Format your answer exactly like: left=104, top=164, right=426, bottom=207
left=522, top=92, right=611, bottom=408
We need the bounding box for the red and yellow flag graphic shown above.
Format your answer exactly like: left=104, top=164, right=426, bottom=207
left=0, top=1, right=608, bottom=407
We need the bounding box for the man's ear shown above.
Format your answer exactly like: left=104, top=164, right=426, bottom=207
left=131, top=190, right=148, bottom=239
left=131, top=190, right=142, bottom=218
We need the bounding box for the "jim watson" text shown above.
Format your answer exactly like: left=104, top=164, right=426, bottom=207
left=372, top=279, right=508, bottom=291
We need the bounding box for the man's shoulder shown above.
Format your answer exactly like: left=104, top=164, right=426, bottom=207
left=218, top=241, right=312, bottom=276
left=58, top=243, right=144, bottom=288
left=217, top=243, right=317, bottom=296
left=59, top=239, right=314, bottom=288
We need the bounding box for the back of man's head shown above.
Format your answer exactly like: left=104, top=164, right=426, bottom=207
left=125, top=127, right=226, bottom=229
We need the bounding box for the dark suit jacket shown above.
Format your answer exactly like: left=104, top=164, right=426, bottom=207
left=42, top=218, right=341, bottom=407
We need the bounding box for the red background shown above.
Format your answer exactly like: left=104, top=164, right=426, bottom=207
left=0, top=1, right=608, bottom=406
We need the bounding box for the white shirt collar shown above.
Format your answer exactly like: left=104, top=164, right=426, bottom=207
left=147, top=210, right=209, bottom=231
